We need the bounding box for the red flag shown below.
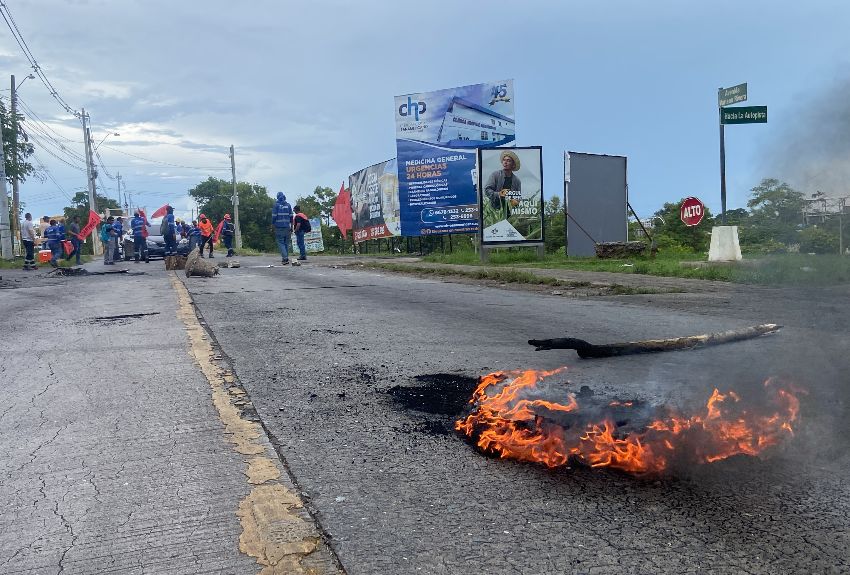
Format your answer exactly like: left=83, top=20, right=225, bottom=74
left=151, top=204, right=169, bottom=219
left=331, top=181, right=352, bottom=239
left=139, top=209, right=149, bottom=238
left=76, top=210, right=102, bottom=240
left=62, top=240, right=74, bottom=255
left=214, top=220, right=224, bottom=243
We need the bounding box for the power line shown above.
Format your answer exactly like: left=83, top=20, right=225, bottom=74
left=30, top=151, right=74, bottom=203
left=21, top=122, right=86, bottom=164
left=0, top=0, right=81, bottom=118
left=16, top=97, right=78, bottom=144
left=98, top=144, right=230, bottom=171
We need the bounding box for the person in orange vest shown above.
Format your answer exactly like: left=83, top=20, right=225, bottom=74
left=198, top=214, right=214, bottom=258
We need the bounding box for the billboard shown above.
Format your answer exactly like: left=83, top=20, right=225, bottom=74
left=304, top=218, right=324, bottom=253
left=565, top=152, right=628, bottom=257
left=395, top=80, right=515, bottom=237
left=349, top=158, right=400, bottom=243
left=479, top=147, right=544, bottom=244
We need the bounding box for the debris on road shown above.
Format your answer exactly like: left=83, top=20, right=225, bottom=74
left=529, top=323, right=781, bottom=358
left=185, top=249, right=219, bottom=277
left=47, top=267, right=130, bottom=277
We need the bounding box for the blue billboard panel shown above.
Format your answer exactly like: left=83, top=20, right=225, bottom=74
left=395, top=80, right=515, bottom=236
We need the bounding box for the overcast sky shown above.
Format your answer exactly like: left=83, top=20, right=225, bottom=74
left=2, top=0, right=850, bottom=222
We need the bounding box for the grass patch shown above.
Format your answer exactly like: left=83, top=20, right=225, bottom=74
left=422, top=249, right=850, bottom=285
left=361, top=262, right=673, bottom=295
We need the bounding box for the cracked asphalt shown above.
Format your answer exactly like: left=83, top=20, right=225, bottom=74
left=184, top=256, right=849, bottom=574
left=2, top=255, right=849, bottom=574
left=0, top=263, right=260, bottom=574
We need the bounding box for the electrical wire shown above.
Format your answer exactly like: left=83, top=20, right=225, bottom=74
left=21, top=123, right=87, bottom=164
left=98, top=144, right=230, bottom=171
left=30, top=150, right=74, bottom=202
left=16, top=97, right=78, bottom=144
left=0, top=0, right=81, bottom=118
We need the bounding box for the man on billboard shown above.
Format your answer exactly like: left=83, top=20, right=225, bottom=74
left=484, top=150, right=522, bottom=222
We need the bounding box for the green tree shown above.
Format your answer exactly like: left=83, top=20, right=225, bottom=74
left=744, top=178, right=805, bottom=245
left=653, top=199, right=714, bottom=252
left=1, top=99, right=35, bottom=186
left=188, top=177, right=275, bottom=252
left=62, top=191, right=120, bottom=254
left=543, top=195, right=565, bottom=253
left=293, top=186, right=337, bottom=223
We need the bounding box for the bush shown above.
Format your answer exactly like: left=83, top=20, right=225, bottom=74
left=798, top=227, right=838, bottom=254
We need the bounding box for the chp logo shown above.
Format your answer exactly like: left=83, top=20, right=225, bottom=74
left=680, top=197, right=705, bottom=227
left=398, top=96, right=427, bottom=121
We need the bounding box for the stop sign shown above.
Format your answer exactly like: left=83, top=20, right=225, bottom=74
left=680, top=197, right=705, bottom=227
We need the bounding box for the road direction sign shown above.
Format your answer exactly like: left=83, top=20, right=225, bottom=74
left=680, top=197, right=705, bottom=227
left=718, top=83, right=747, bottom=107
left=721, top=106, right=767, bottom=125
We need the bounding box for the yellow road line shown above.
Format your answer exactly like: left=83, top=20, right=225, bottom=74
left=170, top=273, right=341, bottom=575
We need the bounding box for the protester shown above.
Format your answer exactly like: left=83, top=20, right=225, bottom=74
left=43, top=219, right=63, bottom=268
left=198, top=214, right=214, bottom=258
left=271, top=192, right=293, bottom=265
left=20, top=212, right=36, bottom=270
left=66, top=216, right=82, bottom=265
left=292, top=205, right=310, bottom=262
left=130, top=211, right=149, bottom=263
left=163, top=206, right=178, bottom=256
left=100, top=217, right=115, bottom=265
left=188, top=220, right=201, bottom=254
left=221, top=214, right=235, bottom=257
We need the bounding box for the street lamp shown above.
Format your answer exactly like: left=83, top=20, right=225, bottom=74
left=94, top=131, right=120, bottom=151
left=16, top=73, right=35, bottom=90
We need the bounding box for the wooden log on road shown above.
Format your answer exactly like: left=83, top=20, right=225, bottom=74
left=529, top=323, right=781, bottom=358
left=184, top=248, right=219, bottom=278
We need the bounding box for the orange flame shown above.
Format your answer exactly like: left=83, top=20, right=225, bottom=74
left=455, top=369, right=802, bottom=475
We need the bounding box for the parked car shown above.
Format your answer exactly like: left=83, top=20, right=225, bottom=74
left=122, top=232, right=191, bottom=261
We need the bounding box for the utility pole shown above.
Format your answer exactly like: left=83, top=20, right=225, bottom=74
left=0, top=123, right=12, bottom=259
left=81, top=108, right=101, bottom=255
left=230, top=145, right=242, bottom=250
left=10, top=75, right=20, bottom=254
left=719, top=105, right=727, bottom=225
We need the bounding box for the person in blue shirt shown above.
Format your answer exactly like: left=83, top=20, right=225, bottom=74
left=221, top=214, right=235, bottom=257
left=43, top=219, right=64, bottom=268
left=163, top=206, right=177, bottom=256
left=65, top=215, right=82, bottom=265
left=130, top=212, right=149, bottom=263
left=188, top=220, right=201, bottom=254
left=271, top=192, right=293, bottom=264
left=112, top=217, right=124, bottom=261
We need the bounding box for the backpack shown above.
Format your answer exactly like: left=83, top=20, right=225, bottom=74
left=159, top=218, right=168, bottom=235
left=301, top=218, right=311, bottom=233
left=99, top=224, right=111, bottom=243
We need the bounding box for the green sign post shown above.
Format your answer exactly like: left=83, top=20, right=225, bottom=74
left=717, top=83, right=767, bottom=223
left=721, top=106, right=768, bottom=124
left=718, top=83, right=747, bottom=107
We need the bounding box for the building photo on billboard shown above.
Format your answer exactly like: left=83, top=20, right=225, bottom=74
left=479, top=146, right=544, bottom=244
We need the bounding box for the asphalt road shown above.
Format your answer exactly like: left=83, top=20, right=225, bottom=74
left=183, top=257, right=850, bottom=575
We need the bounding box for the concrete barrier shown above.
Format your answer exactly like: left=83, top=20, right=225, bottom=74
left=708, top=226, right=742, bottom=262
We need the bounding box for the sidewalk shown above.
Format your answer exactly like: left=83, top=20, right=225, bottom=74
left=0, top=259, right=340, bottom=574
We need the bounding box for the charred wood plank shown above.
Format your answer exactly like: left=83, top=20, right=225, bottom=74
left=528, top=324, right=781, bottom=358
